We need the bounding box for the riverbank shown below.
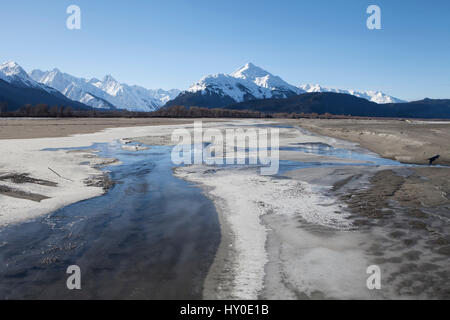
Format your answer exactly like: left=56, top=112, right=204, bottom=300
left=295, top=118, right=450, bottom=166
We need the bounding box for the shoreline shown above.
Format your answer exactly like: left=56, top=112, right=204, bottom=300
left=191, top=182, right=237, bottom=300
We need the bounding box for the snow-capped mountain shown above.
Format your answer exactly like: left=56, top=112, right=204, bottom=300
left=167, top=63, right=305, bottom=108
left=0, top=61, right=59, bottom=94
left=30, top=69, right=181, bottom=111
left=298, top=84, right=405, bottom=104
left=228, top=63, right=304, bottom=98
left=3, top=60, right=405, bottom=112
left=166, top=63, right=404, bottom=108
left=0, top=61, right=91, bottom=111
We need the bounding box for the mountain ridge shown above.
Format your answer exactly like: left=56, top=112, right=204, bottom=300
left=0, top=62, right=91, bottom=111
left=30, top=68, right=180, bottom=112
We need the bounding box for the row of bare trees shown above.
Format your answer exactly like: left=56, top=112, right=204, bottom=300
left=0, top=104, right=75, bottom=117
left=150, top=105, right=266, bottom=118
left=0, top=102, right=358, bottom=119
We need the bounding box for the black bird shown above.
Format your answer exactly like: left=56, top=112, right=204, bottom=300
left=428, top=155, right=440, bottom=165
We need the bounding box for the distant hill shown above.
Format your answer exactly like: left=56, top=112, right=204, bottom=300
left=392, top=98, right=450, bottom=118
left=227, top=92, right=378, bottom=116
left=227, top=92, right=450, bottom=119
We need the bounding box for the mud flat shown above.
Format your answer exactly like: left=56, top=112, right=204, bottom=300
left=285, top=165, right=450, bottom=299
left=0, top=118, right=222, bottom=140
left=294, top=118, right=450, bottom=166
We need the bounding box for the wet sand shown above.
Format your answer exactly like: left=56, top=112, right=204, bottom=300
left=276, top=119, right=450, bottom=298
left=286, top=165, right=450, bottom=299
left=294, top=119, right=450, bottom=166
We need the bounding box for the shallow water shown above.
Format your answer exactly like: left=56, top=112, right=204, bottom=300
left=0, top=142, right=220, bottom=299
left=281, top=143, right=403, bottom=166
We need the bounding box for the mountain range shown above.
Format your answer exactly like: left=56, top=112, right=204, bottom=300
left=1, top=60, right=448, bottom=119
left=166, top=63, right=403, bottom=108
left=0, top=61, right=90, bottom=111
left=1, top=60, right=404, bottom=112
left=30, top=69, right=180, bottom=111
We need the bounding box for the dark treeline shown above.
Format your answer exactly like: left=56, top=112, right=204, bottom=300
left=0, top=102, right=363, bottom=120
left=150, top=105, right=266, bottom=118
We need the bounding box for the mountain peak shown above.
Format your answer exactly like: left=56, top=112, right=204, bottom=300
left=231, top=62, right=271, bottom=80
left=1, top=61, right=19, bottom=68
left=0, top=61, right=37, bottom=87
left=242, top=62, right=258, bottom=70
left=0, top=61, right=27, bottom=77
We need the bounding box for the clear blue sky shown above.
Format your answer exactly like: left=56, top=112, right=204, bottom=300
left=1, top=0, right=449, bottom=101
